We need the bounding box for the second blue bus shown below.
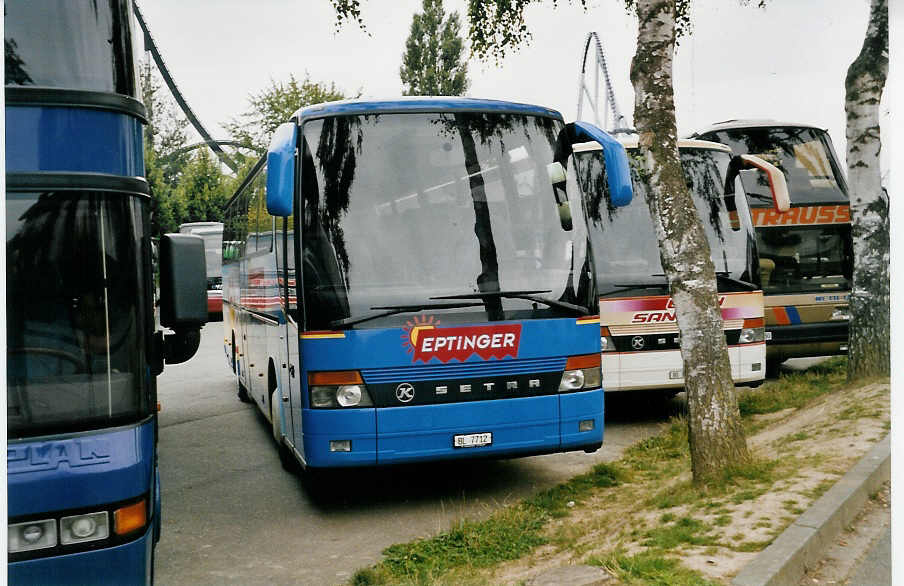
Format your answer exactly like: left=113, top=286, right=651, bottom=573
left=222, top=98, right=633, bottom=469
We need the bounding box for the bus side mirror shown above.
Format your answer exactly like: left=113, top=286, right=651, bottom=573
left=159, top=233, right=206, bottom=365
left=546, top=162, right=573, bottom=230
left=566, top=121, right=633, bottom=207
left=266, top=122, right=297, bottom=216
left=726, top=154, right=790, bottom=212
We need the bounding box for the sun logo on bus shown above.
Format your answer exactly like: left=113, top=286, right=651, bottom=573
left=402, top=314, right=440, bottom=355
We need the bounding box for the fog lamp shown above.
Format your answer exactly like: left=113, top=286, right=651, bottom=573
left=330, top=440, right=352, bottom=452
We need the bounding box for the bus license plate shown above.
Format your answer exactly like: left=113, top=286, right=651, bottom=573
left=453, top=432, right=492, bottom=448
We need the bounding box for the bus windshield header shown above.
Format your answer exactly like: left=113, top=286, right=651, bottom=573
left=299, top=111, right=594, bottom=329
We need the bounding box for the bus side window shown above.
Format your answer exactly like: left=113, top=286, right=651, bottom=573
left=223, top=191, right=249, bottom=261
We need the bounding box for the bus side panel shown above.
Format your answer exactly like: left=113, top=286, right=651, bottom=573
left=559, top=388, right=604, bottom=449
left=301, top=409, right=377, bottom=467
left=9, top=526, right=153, bottom=586
left=6, top=106, right=144, bottom=175
left=375, top=395, right=560, bottom=465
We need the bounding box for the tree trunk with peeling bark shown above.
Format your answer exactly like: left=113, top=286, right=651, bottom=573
left=846, top=0, right=888, bottom=380
left=630, top=0, right=749, bottom=483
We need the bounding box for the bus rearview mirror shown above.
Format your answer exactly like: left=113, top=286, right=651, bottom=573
left=565, top=121, right=633, bottom=207
left=726, top=154, right=791, bottom=213
left=266, top=122, right=297, bottom=216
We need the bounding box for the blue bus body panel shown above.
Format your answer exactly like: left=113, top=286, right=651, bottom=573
left=295, top=97, right=562, bottom=122
left=376, top=395, right=560, bottom=464
left=301, top=317, right=597, bottom=368
left=560, top=389, right=605, bottom=449
left=8, top=420, right=155, bottom=517
left=6, top=106, right=144, bottom=176
left=298, top=317, right=602, bottom=467
left=302, top=408, right=378, bottom=467
left=8, top=525, right=153, bottom=586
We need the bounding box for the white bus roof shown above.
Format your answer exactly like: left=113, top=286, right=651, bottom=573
left=572, top=137, right=731, bottom=154
left=179, top=221, right=223, bottom=234
left=689, top=119, right=827, bottom=136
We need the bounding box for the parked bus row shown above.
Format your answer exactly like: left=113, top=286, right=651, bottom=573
left=5, top=3, right=852, bottom=581
left=219, top=97, right=843, bottom=476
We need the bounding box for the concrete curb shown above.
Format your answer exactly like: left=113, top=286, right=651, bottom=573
left=732, top=434, right=890, bottom=586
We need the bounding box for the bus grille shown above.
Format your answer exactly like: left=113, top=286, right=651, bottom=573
left=361, top=357, right=567, bottom=384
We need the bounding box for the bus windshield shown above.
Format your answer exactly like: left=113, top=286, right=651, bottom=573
left=576, top=147, right=752, bottom=292
left=6, top=191, right=150, bottom=438
left=704, top=126, right=848, bottom=206
left=300, top=112, right=592, bottom=329
left=4, top=0, right=138, bottom=96
left=756, top=223, right=852, bottom=294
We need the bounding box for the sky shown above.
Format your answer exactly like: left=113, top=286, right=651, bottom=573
left=136, top=0, right=878, bottom=167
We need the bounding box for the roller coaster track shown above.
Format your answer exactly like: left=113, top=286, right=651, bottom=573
left=132, top=2, right=238, bottom=172
left=576, top=32, right=631, bottom=133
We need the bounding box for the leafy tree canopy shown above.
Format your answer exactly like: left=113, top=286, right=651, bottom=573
left=400, top=0, right=469, bottom=96
left=224, top=73, right=350, bottom=151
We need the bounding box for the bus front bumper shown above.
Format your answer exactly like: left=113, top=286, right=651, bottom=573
left=766, top=321, right=849, bottom=361
left=8, top=525, right=153, bottom=586
left=601, top=344, right=766, bottom=391
left=301, top=390, right=604, bottom=467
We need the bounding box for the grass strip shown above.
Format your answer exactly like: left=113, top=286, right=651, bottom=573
left=352, top=357, right=855, bottom=585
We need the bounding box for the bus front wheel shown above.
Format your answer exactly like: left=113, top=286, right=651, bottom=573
left=237, top=380, right=251, bottom=403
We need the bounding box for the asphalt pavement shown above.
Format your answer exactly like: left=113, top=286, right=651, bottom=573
left=152, top=320, right=682, bottom=585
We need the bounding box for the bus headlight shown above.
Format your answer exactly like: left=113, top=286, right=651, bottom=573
left=559, top=368, right=585, bottom=392
left=559, top=354, right=602, bottom=392
left=738, top=318, right=765, bottom=344
left=831, top=307, right=850, bottom=321
left=60, top=512, right=108, bottom=545
left=309, top=371, right=374, bottom=408
left=739, top=327, right=765, bottom=343
left=8, top=519, right=56, bottom=552
left=337, top=385, right=365, bottom=407
left=600, top=327, right=616, bottom=352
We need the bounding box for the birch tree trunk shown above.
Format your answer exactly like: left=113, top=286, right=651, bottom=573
left=630, top=0, right=749, bottom=483
left=845, top=0, right=888, bottom=380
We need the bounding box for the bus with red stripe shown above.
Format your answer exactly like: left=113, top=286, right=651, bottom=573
left=573, top=138, right=787, bottom=393
left=222, top=98, right=636, bottom=471
left=692, top=121, right=852, bottom=375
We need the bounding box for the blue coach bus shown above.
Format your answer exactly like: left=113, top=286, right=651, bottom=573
left=6, top=1, right=206, bottom=582
left=223, top=98, right=633, bottom=470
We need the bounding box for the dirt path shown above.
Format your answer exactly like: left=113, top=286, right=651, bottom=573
left=487, top=381, right=890, bottom=585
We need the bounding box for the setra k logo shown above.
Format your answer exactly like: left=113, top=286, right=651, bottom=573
left=395, top=382, right=415, bottom=403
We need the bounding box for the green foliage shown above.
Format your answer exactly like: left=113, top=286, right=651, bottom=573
left=224, top=73, right=349, bottom=151
left=642, top=516, right=717, bottom=549
left=378, top=504, right=547, bottom=583
left=526, top=462, right=628, bottom=517
left=400, top=0, right=469, bottom=96
left=598, top=551, right=720, bottom=585
left=737, top=357, right=848, bottom=416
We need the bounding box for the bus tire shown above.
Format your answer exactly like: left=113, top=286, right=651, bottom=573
left=237, top=380, right=252, bottom=403
left=765, top=359, right=783, bottom=379
left=271, top=392, right=298, bottom=473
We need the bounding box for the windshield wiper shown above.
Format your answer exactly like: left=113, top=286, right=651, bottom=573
left=430, top=290, right=590, bottom=316
left=330, top=302, right=484, bottom=328
left=714, top=272, right=757, bottom=291
left=600, top=278, right=670, bottom=297
left=648, top=272, right=757, bottom=292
